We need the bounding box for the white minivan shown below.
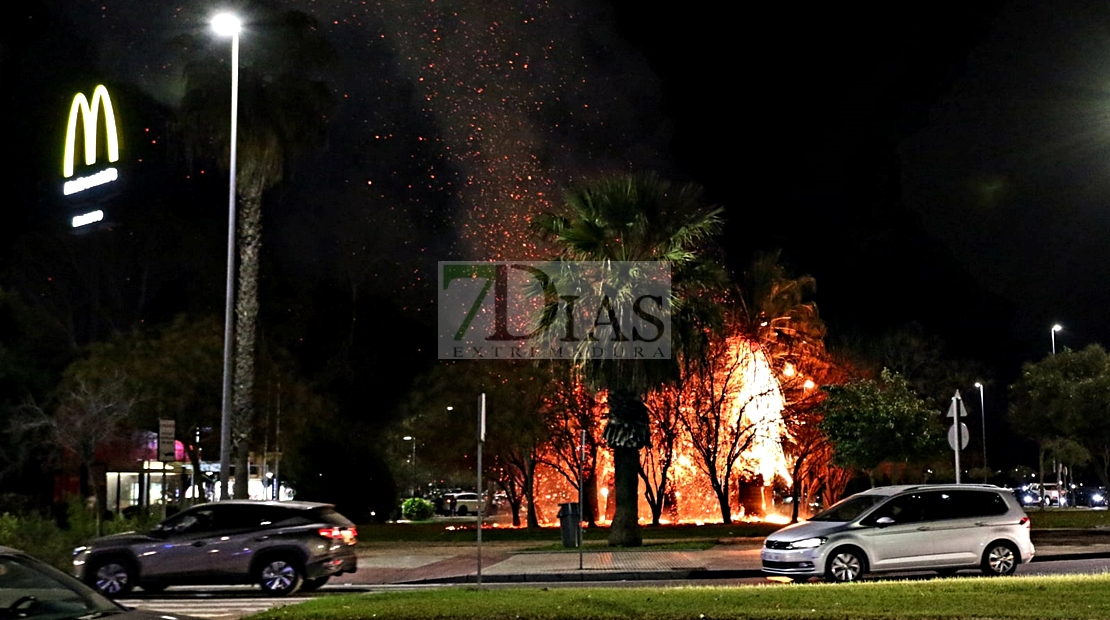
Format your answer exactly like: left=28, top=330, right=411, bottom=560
left=761, top=484, right=1034, bottom=582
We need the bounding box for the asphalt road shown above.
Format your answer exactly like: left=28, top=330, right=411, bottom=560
left=118, top=554, right=1110, bottom=620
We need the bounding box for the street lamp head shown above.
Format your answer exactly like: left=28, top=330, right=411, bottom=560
left=403, top=436, right=414, bottom=441
left=974, top=382, right=982, bottom=388
left=211, top=13, right=242, bottom=36
left=1053, top=324, right=1063, bottom=332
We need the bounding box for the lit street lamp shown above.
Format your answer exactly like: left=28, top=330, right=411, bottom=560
left=403, top=436, right=416, bottom=498
left=1051, top=324, right=1062, bottom=355
left=975, top=382, right=987, bottom=481
left=212, top=12, right=241, bottom=501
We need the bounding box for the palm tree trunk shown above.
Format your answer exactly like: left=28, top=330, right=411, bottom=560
left=604, top=390, right=649, bottom=547
left=524, top=456, right=539, bottom=530
left=609, top=447, right=642, bottom=545
left=231, top=188, right=263, bottom=499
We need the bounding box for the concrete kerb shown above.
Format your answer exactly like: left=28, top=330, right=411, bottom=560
left=343, top=533, right=1110, bottom=586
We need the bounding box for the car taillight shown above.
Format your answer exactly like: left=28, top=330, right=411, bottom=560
left=1019, top=517, right=1030, bottom=528
left=318, top=526, right=358, bottom=544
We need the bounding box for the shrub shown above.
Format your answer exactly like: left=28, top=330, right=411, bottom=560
left=0, top=497, right=166, bottom=570
left=401, top=497, right=435, bottom=521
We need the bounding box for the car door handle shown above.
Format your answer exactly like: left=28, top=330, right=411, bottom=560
left=975, top=521, right=988, bottom=527
left=255, top=535, right=269, bottom=541
left=917, top=526, right=930, bottom=531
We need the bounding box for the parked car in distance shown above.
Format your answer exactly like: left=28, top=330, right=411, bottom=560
left=74, top=500, right=358, bottom=597
left=1073, top=486, right=1108, bottom=508
left=762, top=484, right=1035, bottom=582
left=442, top=492, right=490, bottom=516
left=0, top=545, right=204, bottom=619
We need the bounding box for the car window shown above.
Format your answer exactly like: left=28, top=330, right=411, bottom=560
left=863, top=493, right=925, bottom=525
left=0, top=554, right=118, bottom=613
left=809, top=495, right=885, bottom=521
left=162, top=507, right=216, bottom=533
left=208, top=505, right=264, bottom=529
left=308, top=507, right=354, bottom=526
left=926, top=490, right=1009, bottom=520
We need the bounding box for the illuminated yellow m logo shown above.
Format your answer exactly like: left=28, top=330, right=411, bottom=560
left=63, top=85, right=119, bottom=178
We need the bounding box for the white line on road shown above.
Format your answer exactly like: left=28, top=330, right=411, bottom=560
left=118, top=597, right=313, bottom=619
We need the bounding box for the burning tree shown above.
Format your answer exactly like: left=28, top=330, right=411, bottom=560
left=641, top=382, right=686, bottom=525
left=531, top=172, right=726, bottom=546
left=538, top=366, right=604, bottom=526
left=733, top=251, right=847, bottom=520
left=679, top=335, right=790, bottom=523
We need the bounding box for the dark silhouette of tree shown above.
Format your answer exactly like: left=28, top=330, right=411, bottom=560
left=819, top=368, right=944, bottom=486
left=1010, top=345, right=1110, bottom=492
left=176, top=1, right=336, bottom=497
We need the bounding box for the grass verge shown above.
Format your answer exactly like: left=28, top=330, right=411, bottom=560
left=246, top=574, right=1110, bottom=619
left=1027, top=508, right=1110, bottom=529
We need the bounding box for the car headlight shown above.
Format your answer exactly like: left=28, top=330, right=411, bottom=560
left=786, top=537, right=827, bottom=549
left=1092, top=494, right=1104, bottom=503
left=72, top=546, right=88, bottom=556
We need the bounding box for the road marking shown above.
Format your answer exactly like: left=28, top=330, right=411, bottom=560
left=118, top=597, right=313, bottom=619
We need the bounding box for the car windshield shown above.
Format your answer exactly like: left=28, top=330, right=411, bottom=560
left=809, top=495, right=886, bottom=522
left=0, top=553, right=120, bottom=619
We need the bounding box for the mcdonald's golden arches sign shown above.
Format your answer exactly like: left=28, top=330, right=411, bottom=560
left=62, top=84, right=120, bottom=197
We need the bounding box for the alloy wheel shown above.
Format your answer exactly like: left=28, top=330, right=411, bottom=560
left=829, top=551, right=863, bottom=582
left=260, top=560, right=298, bottom=593
left=986, top=544, right=1016, bottom=575
left=95, top=562, right=131, bottom=595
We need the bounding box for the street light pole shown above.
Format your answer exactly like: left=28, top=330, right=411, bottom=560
left=1051, top=324, right=1062, bottom=355
left=212, top=13, right=241, bottom=501
left=975, top=382, right=987, bottom=482
left=403, top=436, right=416, bottom=497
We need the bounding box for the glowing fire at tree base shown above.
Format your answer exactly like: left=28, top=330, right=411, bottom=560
left=526, top=338, right=795, bottom=527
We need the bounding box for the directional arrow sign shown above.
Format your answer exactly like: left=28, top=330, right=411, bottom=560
left=946, top=390, right=968, bottom=418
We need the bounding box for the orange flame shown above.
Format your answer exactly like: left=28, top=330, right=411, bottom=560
left=526, top=337, right=794, bottom=525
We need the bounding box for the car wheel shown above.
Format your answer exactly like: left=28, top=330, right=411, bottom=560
left=457, top=506, right=468, bottom=516
left=300, top=576, right=330, bottom=592
left=87, top=557, right=135, bottom=597
left=981, top=541, right=1019, bottom=576
left=825, top=547, right=866, bottom=583
left=257, top=557, right=304, bottom=596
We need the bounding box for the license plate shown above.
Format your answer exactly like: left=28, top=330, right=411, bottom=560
left=764, top=552, right=784, bottom=562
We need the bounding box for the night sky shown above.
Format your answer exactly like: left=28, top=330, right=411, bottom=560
left=6, top=1, right=1110, bottom=466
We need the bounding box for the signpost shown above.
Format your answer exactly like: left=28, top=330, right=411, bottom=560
left=946, top=391, right=968, bottom=483
left=476, top=393, right=485, bottom=587
left=157, top=419, right=175, bottom=519
left=158, top=419, right=176, bottom=462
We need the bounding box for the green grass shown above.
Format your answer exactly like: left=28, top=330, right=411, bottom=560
left=1027, top=508, right=1110, bottom=529
left=247, top=574, right=1110, bottom=619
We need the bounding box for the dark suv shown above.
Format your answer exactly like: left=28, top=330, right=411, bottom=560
left=73, top=500, right=358, bottom=597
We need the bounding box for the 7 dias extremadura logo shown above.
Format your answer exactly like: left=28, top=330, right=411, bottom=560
left=438, top=261, right=671, bottom=360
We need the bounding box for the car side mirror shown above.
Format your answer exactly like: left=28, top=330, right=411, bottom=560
left=875, top=516, right=895, bottom=527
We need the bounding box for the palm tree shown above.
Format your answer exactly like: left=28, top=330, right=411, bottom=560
left=177, top=1, right=335, bottom=497
left=735, top=251, right=829, bottom=519
left=532, top=172, right=726, bottom=546
left=737, top=250, right=825, bottom=366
